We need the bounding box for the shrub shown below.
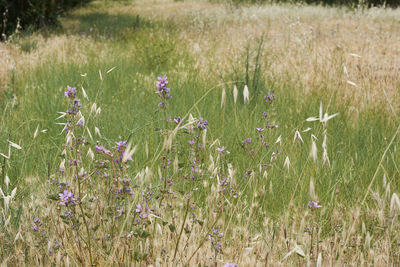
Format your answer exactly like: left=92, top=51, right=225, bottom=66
left=0, top=0, right=92, bottom=39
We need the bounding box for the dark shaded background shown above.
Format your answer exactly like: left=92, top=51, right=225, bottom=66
left=1, top=0, right=92, bottom=38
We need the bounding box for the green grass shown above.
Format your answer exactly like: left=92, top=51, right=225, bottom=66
left=7, top=55, right=397, bottom=211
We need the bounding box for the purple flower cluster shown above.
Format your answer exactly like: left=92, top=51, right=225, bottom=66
left=67, top=99, right=82, bottom=115
left=59, top=190, right=75, bottom=206
left=216, top=146, right=228, bottom=154
left=155, top=75, right=171, bottom=109
left=173, top=116, right=181, bottom=124
left=116, top=141, right=133, bottom=163
left=308, top=201, right=322, bottom=209
left=190, top=158, right=202, bottom=179
left=64, top=86, right=77, bottom=98
left=219, top=177, right=237, bottom=197
left=197, top=118, right=208, bottom=130
left=219, top=177, right=229, bottom=194
left=156, top=76, right=169, bottom=96
left=116, top=141, right=127, bottom=152
left=264, top=91, right=276, bottom=103
left=32, top=217, right=43, bottom=231
left=96, top=145, right=111, bottom=156
left=63, top=86, right=84, bottom=133
left=56, top=182, right=70, bottom=192
left=209, top=227, right=224, bottom=255
left=115, top=178, right=133, bottom=196
left=134, top=187, right=154, bottom=223
left=242, top=138, right=252, bottom=145
left=160, top=156, right=171, bottom=169
left=135, top=204, right=149, bottom=219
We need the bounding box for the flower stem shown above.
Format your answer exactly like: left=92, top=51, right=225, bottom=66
left=173, top=196, right=191, bottom=263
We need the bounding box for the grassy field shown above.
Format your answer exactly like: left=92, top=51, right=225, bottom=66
left=0, top=0, right=399, bottom=266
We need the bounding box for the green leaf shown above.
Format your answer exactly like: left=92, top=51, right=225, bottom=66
left=47, top=194, right=59, bottom=201
left=169, top=224, right=175, bottom=232
left=139, top=230, right=150, bottom=238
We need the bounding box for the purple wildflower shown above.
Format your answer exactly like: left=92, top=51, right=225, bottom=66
left=174, top=116, right=181, bottom=124
left=264, top=91, right=276, bottom=103
left=242, top=138, right=252, bottom=144
left=66, top=99, right=82, bottom=115
left=64, top=86, right=77, bottom=98
left=114, top=141, right=133, bottom=162
left=155, top=75, right=171, bottom=102
left=158, top=102, right=166, bottom=109
left=95, top=145, right=111, bottom=156
left=122, top=178, right=131, bottom=184
left=224, top=263, right=238, bottom=267
left=59, top=190, right=75, bottom=206
left=256, top=128, right=264, bottom=133
left=136, top=204, right=143, bottom=213
left=156, top=75, right=168, bottom=90
left=217, top=146, right=225, bottom=153
left=308, top=201, right=322, bottom=209
left=115, top=207, right=124, bottom=219
left=209, top=227, right=224, bottom=255
left=116, top=141, right=127, bottom=151
left=197, top=118, right=208, bottom=130
left=32, top=216, right=43, bottom=231
left=135, top=204, right=149, bottom=219
left=161, top=157, right=171, bottom=169
left=217, top=146, right=229, bottom=155
left=219, top=177, right=234, bottom=195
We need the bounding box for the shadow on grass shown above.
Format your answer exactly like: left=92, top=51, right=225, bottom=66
left=67, top=12, right=154, bottom=39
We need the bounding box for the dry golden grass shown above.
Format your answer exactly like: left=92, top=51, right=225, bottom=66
left=130, top=0, right=400, bottom=112
left=8, top=175, right=399, bottom=266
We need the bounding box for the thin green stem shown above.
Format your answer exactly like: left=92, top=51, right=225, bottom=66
left=173, top=196, right=191, bottom=263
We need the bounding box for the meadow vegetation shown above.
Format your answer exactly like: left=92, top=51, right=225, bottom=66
left=0, top=0, right=399, bottom=265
